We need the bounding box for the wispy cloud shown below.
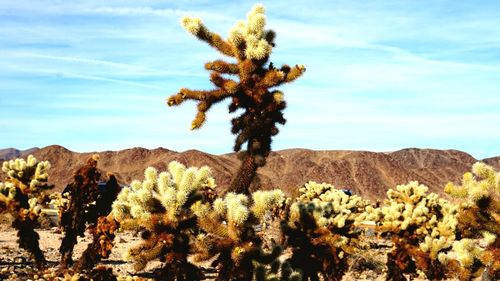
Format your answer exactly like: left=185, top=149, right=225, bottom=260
left=83, top=6, right=236, bottom=21
left=7, top=52, right=146, bottom=70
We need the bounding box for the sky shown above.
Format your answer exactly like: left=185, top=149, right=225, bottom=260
left=0, top=0, right=499, bottom=159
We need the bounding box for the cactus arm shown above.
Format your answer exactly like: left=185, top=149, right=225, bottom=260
left=209, top=72, right=240, bottom=94
left=205, top=60, right=239, bottom=74
left=283, top=64, right=306, bottom=83
left=181, top=16, right=234, bottom=57
left=258, top=69, right=286, bottom=88
left=168, top=88, right=231, bottom=106
left=258, top=65, right=306, bottom=88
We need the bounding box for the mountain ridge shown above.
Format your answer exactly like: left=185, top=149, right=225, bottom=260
left=1, top=145, right=498, bottom=200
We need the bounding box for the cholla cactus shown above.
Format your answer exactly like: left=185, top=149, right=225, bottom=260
left=72, top=174, right=122, bottom=272
left=168, top=3, right=305, bottom=194
left=190, top=189, right=285, bottom=280
left=111, top=161, right=215, bottom=280
left=0, top=155, right=53, bottom=267
left=372, top=181, right=458, bottom=280
left=59, top=154, right=103, bottom=268
left=112, top=161, right=215, bottom=225
left=282, top=181, right=370, bottom=281
left=443, top=163, right=499, bottom=280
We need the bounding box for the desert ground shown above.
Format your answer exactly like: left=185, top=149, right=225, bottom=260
left=0, top=213, right=466, bottom=281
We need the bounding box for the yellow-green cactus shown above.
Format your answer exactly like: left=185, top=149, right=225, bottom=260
left=377, top=182, right=458, bottom=258
left=190, top=189, right=285, bottom=280
left=289, top=181, right=371, bottom=230
left=445, top=162, right=499, bottom=202
left=283, top=181, right=370, bottom=281
left=111, top=161, right=214, bottom=279
left=373, top=181, right=458, bottom=280
left=443, top=163, right=499, bottom=279
left=0, top=181, right=16, bottom=208
left=1, top=155, right=50, bottom=205
left=112, top=161, right=215, bottom=227
left=192, top=189, right=285, bottom=242
left=0, top=155, right=53, bottom=267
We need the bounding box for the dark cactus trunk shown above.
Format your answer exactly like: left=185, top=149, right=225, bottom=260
left=58, top=155, right=101, bottom=269
left=12, top=217, right=45, bottom=268
left=11, top=189, right=45, bottom=268
left=230, top=153, right=258, bottom=195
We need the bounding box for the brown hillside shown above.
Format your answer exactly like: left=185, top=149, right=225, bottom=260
left=1, top=145, right=496, bottom=200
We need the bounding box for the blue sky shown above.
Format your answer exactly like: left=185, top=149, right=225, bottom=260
left=0, top=0, right=499, bottom=159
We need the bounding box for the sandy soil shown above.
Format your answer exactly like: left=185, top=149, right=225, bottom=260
left=0, top=222, right=163, bottom=280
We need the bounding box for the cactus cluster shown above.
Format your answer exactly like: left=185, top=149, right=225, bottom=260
left=443, top=162, right=499, bottom=280
left=0, top=155, right=53, bottom=267
left=168, top=3, right=305, bottom=194
left=369, top=181, right=459, bottom=280
left=282, top=181, right=370, bottom=281
left=190, top=189, right=285, bottom=280
left=111, top=161, right=215, bottom=279
left=4, top=4, right=500, bottom=281
left=112, top=161, right=215, bottom=225
left=111, top=161, right=290, bottom=280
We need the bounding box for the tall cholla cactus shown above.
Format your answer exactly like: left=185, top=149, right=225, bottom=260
left=190, top=189, right=286, bottom=280
left=443, top=162, right=499, bottom=280
left=371, top=181, right=458, bottom=280
left=0, top=155, right=52, bottom=267
left=59, top=154, right=102, bottom=268
left=283, top=181, right=371, bottom=281
left=111, top=161, right=215, bottom=280
left=168, top=3, right=305, bottom=195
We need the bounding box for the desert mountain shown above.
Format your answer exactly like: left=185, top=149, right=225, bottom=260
left=0, top=147, right=40, bottom=160
left=1, top=145, right=498, bottom=200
